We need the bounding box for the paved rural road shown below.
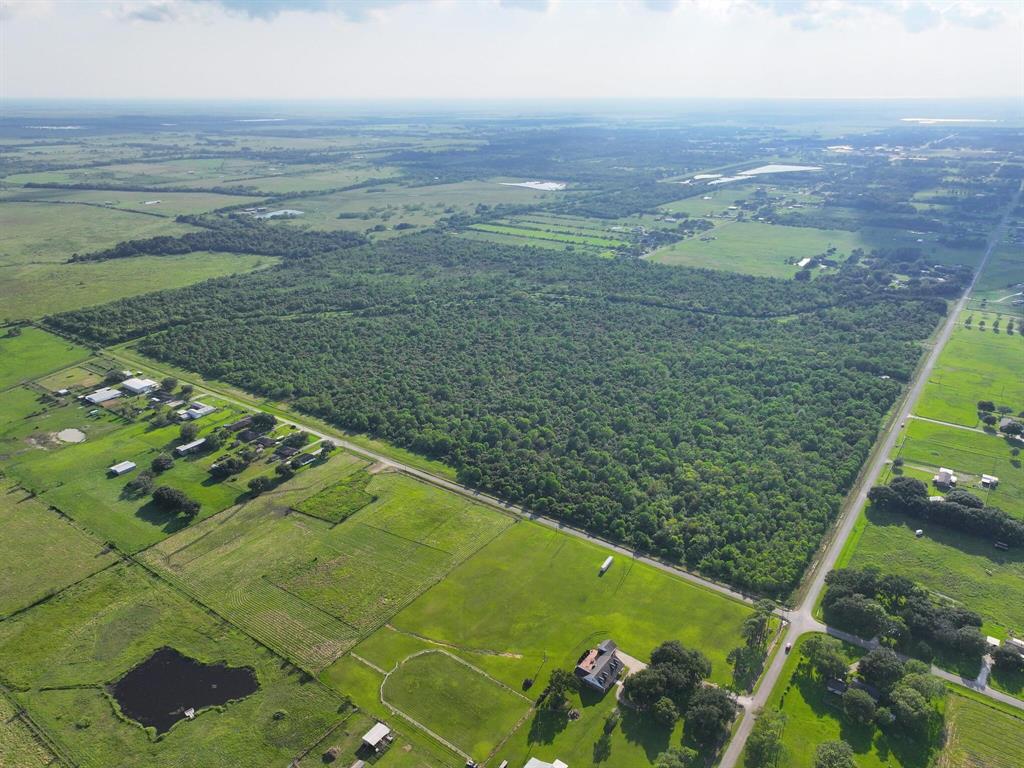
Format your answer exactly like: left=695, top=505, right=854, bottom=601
left=717, top=179, right=1024, bottom=768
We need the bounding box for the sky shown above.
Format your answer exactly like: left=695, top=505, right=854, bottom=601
left=1, top=0, right=1021, bottom=101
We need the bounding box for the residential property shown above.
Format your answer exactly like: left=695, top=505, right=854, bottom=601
left=276, top=445, right=299, bottom=458
left=932, top=467, right=957, bottom=488
left=361, top=722, right=393, bottom=753
left=826, top=677, right=848, bottom=696
left=121, top=377, right=158, bottom=395
left=227, top=415, right=254, bottom=432
left=981, top=474, right=999, bottom=488
left=254, top=436, right=277, bottom=448
left=850, top=680, right=881, bottom=702
left=176, top=402, right=216, bottom=421
left=174, top=438, right=207, bottom=457
left=108, top=460, right=137, bottom=476
left=85, top=387, right=122, bottom=405
left=574, top=639, right=622, bottom=693
left=238, top=429, right=258, bottom=442
left=523, top=759, right=568, bottom=768
left=291, top=452, right=316, bottom=468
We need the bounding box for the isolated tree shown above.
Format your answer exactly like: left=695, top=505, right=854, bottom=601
left=842, top=687, right=876, bottom=725
left=275, top=463, right=295, bottom=480
left=248, top=475, right=273, bottom=496
left=151, top=485, right=199, bottom=517
left=125, top=469, right=154, bottom=497
left=977, top=400, right=995, bottom=412
left=813, top=740, right=855, bottom=768
left=160, top=376, right=178, bottom=392
left=179, top=422, right=199, bottom=441
left=180, top=384, right=194, bottom=397
left=685, top=686, right=735, bottom=745
left=745, top=708, right=786, bottom=767
left=538, top=668, right=578, bottom=711
left=151, top=453, right=174, bottom=473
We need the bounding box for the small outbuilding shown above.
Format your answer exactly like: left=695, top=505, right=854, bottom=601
left=121, top=377, right=158, bottom=395
left=291, top=452, right=316, bottom=468
left=986, top=636, right=1001, bottom=649
left=933, top=467, right=957, bottom=488
left=86, top=387, right=122, bottom=405
left=826, top=677, right=848, bottom=696
left=174, top=438, right=207, bottom=457
left=981, top=474, right=999, bottom=488
left=523, top=759, right=568, bottom=768
left=108, top=460, right=137, bottom=476
left=599, top=556, right=613, bottom=575
left=361, top=722, right=393, bottom=752
left=177, top=403, right=216, bottom=421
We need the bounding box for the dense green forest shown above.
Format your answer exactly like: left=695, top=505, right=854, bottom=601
left=49, top=234, right=953, bottom=596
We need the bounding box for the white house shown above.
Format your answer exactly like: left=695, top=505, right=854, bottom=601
left=85, top=387, right=122, bottom=405
left=177, top=403, right=216, bottom=421
left=108, top=460, right=136, bottom=476
left=121, top=377, right=158, bottom=395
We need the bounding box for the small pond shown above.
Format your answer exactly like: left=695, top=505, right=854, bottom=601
left=111, top=647, right=258, bottom=733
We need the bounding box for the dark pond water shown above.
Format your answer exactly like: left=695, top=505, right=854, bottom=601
left=111, top=647, right=258, bottom=733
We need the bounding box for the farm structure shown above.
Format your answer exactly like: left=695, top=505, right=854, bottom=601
left=932, top=467, right=958, bottom=488
left=85, top=387, right=122, bottom=404
left=177, top=402, right=216, bottom=420
left=361, top=722, right=393, bottom=752
left=121, top=377, right=157, bottom=395
left=108, top=460, right=136, bottom=476
left=174, top=438, right=206, bottom=457
left=524, top=759, right=568, bottom=768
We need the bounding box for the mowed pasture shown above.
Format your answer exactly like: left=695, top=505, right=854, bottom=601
left=1, top=252, right=277, bottom=320
left=381, top=651, right=530, bottom=760
left=972, top=242, right=1024, bottom=301
left=0, top=201, right=196, bottom=265
left=896, top=419, right=1023, bottom=519
left=4, top=394, right=252, bottom=551
left=141, top=468, right=513, bottom=672
left=914, top=319, right=1024, bottom=427
left=0, top=481, right=118, bottom=617
left=323, top=513, right=757, bottom=768
left=387, top=520, right=752, bottom=687
left=940, top=692, right=1024, bottom=768
left=646, top=221, right=857, bottom=278
left=0, top=327, right=89, bottom=389
left=845, top=504, right=1024, bottom=639
left=0, top=564, right=348, bottom=768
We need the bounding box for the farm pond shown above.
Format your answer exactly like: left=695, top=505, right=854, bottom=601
left=110, top=647, right=258, bottom=733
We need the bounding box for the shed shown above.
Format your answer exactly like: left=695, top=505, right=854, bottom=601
left=599, top=556, right=614, bottom=575
left=121, top=377, right=158, bottom=395
left=986, top=636, right=1001, bottom=649
left=981, top=474, right=999, bottom=488
left=361, top=722, right=392, bottom=751
left=291, top=453, right=316, bottom=468
left=524, top=759, right=568, bottom=768
left=86, top=387, right=122, bottom=405
left=174, top=438, right=207, bottom=457
left=108, top=460, right=136, bottom=476
left=826, top=677, right=848, bottom=696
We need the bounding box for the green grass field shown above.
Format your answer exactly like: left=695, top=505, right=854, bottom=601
left=940, top=692, right=1024, bottom=768
left=646, top=221, right=856, bottom=278
left=972, top=243, right=1024, bottom=301
left=895, top=419, right=1023, bottom=519
left=382, top=651, right=530, bottom=761
left=0, top=187, right=260, bottom=217
left=845, top=504, right=1024, bottom=639
left=0, top=481, right=118, bottom=617
left=469, top=222, right=627, bottom=248
left=293, top=467, right=377, bottom=523
left=0, top=201, right=196, bottom=265
left=141, top=469, right=513, bottom=672
left=751, top=634, right=938, bottom=768
left=0, top=327, right=89, bottom=389
left=914, top=321, right=1024, bottom=427
left=1, top=252, right=277, bottom=320
left=0, top=564, right=348, bottom=768
left=388, top=521, right=751, bottom=687
left=0, top=692, right=61, bottom=768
